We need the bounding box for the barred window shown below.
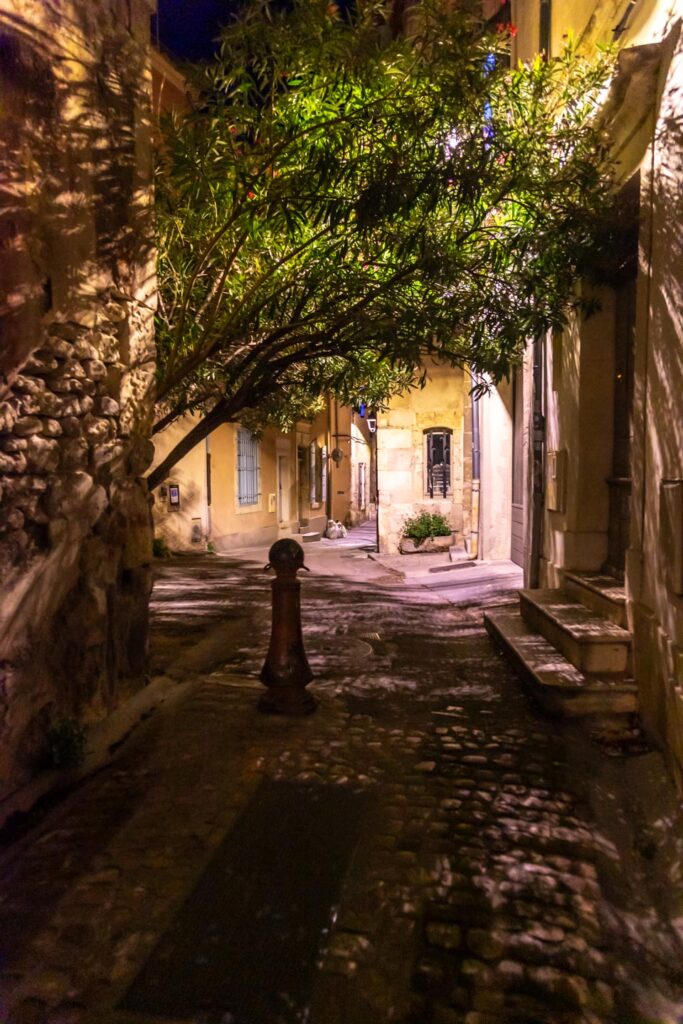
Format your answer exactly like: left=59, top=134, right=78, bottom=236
left=425, top=428, right=451, bottom=499
left=237, top=428, right=260, bottom=506
left=310, top=442, right=324, bottom=506
left=321, top=445, right=328, bottom=505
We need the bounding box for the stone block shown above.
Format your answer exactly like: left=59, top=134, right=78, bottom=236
left=60, top=438, right=89, bottom=471
left=0, top=401, right=18, bottom=432
left=13, top=416, right=43, bottom=437
left=426, top=922, right=462, bottom=949
left=99, top=396, right=120, bottom=416
left=82, top=415, right=113, bottom=443
left=73, top=337, right=99, bottom=360
left=45, top=338, right=74, bottom=359
left=82, top=358, right=107, bottom=381
left=0, top=451, right=27, bottom=474
left=1, top=436, right=27, bottom=453
left=23, top=353, right=59, bottom=375
left=26, top=436, right=60, bottom=473
left=13, top=375, right=44, bottom=395
left=41, top=418, right=63, bottom=437
left=34, top=390, right=63, bottom=417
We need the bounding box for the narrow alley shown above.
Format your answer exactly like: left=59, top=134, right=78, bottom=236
left=1, top=536, right=682, bottom=1024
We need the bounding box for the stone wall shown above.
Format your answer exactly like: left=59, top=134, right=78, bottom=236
left=0, top=0, right=156, bottom=803
left=377, top=361, right=467, bottom=555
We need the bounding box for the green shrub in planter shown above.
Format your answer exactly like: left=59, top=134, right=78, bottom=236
left=153, top=536, right=172, bottom=558
left=403, top=512, right=452, bottom=542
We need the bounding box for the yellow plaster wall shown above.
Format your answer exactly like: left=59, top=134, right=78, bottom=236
left=150, top=419, right=296, bottom=551
left=479, top=380, right=514, bottom=561
left=209, top=424, right=281, bottom=550
left=626, top=21, right=683, bottom=783
left=295, top=409, right=330, bottom=535
left=329, top=405, right=374, bottom=526
left=540, top=291, right=616, bottom=582
left=513, top=0, right=683, bottom=780
left=377, top=362, right=467, bottom=554
left=511, top=0, right=674, bottom=60
left=150, top=415, right=208, bottom=550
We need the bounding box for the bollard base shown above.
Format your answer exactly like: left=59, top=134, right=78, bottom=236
left=258, top=686, right=318, bottom=716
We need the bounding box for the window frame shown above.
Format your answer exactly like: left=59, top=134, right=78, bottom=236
left=236, top=427, right=261, bottom=508
left=424, top=427, right=453, bottom=499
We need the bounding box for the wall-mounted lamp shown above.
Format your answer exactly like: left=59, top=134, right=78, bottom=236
left=367, top=416, right=377, bottom=434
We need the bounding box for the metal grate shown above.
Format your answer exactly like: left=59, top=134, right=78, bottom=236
left=237, top=428, right=260, bottom=506
left=426, top=429, right=451, bottom=498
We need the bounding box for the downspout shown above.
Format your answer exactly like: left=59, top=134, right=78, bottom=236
left=326, top=395, right=332, bottom=521
left=529, top=334, right=546, bottom=588
left=205, top=434, right=212, bottom=543
left=470, top=389, right=481, bottom=559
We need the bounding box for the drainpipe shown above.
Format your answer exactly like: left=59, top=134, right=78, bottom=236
left=326, top=395, right=332, bottom=521
left=529, top=334, right=546, bottom=588
left=470, top=389, right=481, bottom=559
left=205, top=434, right=212, bottom=543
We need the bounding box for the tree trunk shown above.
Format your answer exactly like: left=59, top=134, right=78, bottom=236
left=146, top=398, right=233, bottom=491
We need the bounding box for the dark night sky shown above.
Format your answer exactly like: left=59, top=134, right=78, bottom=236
left=153, top=0, right=354, bottom=62
left=153, top=0, right=240, bottom=62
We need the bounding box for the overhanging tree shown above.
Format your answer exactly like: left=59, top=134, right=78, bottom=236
left=149, top=0, right=614, bottom=489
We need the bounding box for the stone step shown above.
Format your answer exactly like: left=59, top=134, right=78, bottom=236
left=484, top=610, right=638, bottom=718
left=563, top=571, right=628, bottom=628
left=519, top=589, right=631, bottom=675
left=300, top=531, right=322, bottom=543
left=449, top=545, right=470, bottom=563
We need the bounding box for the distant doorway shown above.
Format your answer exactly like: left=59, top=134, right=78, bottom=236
left=511, top=367, right=524, bottom=567
left=297, top=446, right=308, bottom=526
left=277, top=455, right=290, bottom=526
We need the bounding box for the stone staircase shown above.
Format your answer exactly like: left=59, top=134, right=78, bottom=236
left=484, top=572, right=638, bottom=720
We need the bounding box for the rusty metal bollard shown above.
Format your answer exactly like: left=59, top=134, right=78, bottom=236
left=259, top=538, right=317, bottom=715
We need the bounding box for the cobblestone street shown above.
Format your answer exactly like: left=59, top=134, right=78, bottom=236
left=1, top=543, right=683, bottom=1024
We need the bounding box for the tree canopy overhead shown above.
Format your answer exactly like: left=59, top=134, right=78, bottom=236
left=149, top=0, right=614, bottom=487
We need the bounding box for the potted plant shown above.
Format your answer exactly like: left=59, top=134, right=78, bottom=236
left=399, top=512, right=454, bottom=554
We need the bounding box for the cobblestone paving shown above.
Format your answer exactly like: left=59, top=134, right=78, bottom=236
left=1, top=552, right=682, bottom=1024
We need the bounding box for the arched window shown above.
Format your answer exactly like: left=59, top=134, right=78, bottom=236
left=424, top=428, right=452, bottom=499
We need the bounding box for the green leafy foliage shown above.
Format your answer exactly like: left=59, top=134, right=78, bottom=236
left=151, top=0, right=615, bottom=485
left=403, top=511, right=452, bottom=540
left=152, top=536, right=172, bottom=558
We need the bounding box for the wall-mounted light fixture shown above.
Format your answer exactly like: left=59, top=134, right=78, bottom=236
left=367, top=415, right=377, bottom=434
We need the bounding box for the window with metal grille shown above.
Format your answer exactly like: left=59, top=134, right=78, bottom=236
left=310, top=442, right=324, bottom=506
left=321, top=445, right=328, bottom=505
left=425, top=428, right=452, bottom=498
left=237, top=428, right=260, bottom=506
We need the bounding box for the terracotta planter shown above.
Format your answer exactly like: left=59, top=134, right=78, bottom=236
left=399, top=533, right=453, bottom=554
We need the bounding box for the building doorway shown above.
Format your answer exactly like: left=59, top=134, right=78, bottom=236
left=277, top=455, right=290, bottom=526
left=604, top=275, right=636, bottom=578
left=511, top=367, right=525, bottom=566
left=297, top=446, right=308, bottom=526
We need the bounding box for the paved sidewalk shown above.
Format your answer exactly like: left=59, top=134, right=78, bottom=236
left=0, top=549, right=682, bottom=1024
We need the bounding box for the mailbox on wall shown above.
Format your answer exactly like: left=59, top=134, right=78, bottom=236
left=661, top=480, right=683, bottom=595
left=168, top=483, right=180, bottom=509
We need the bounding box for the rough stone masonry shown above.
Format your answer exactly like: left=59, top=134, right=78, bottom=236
left=0, top=0, right=156, bottom=803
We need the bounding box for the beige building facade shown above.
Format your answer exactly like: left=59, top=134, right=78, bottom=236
left=150, top=400, right=375, bottom=551
left=376, top=361, right=518, bottom=560
left=488, top=1, right=683, bottom=785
